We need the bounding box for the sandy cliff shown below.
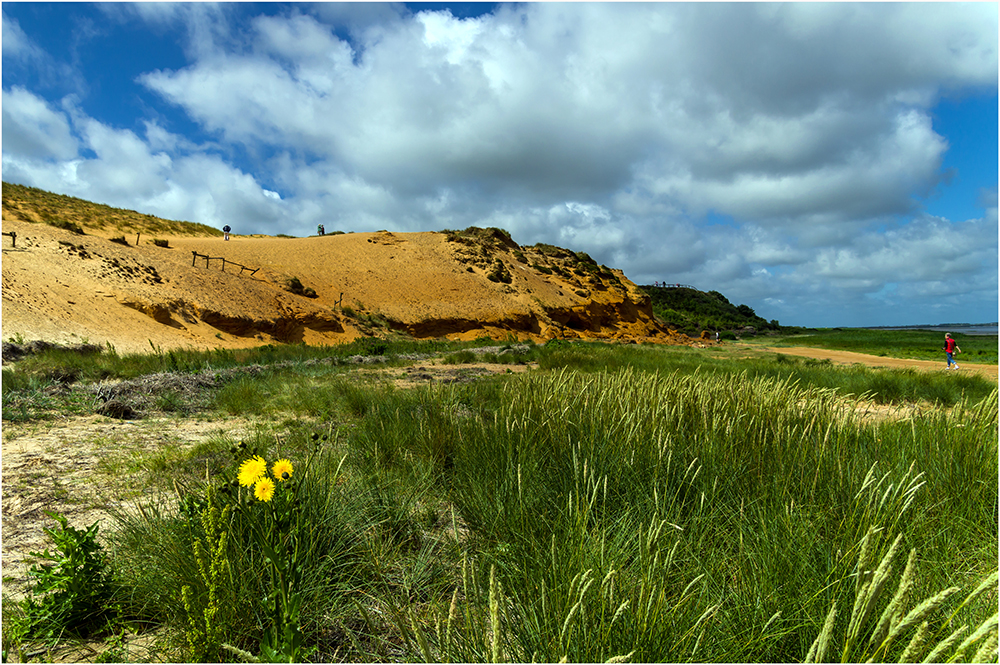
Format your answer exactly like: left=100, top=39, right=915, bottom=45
left=2, top=214, right=691, bottom=353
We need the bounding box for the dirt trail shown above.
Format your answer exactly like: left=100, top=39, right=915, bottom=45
left=749, top=344, right=998, bottom=379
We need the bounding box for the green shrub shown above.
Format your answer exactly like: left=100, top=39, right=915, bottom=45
left=354, top=337, right=389, bottom=356
left=487, top=260, right=512, bottom=284
left=48, top=218, right=85, bottom=234
left=443, top=350, right=477, bottom=364
left=285, top=277, right=318, bottom=298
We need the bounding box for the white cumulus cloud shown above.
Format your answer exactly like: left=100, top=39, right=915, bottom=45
left=2, top=2, right=996, bottom=326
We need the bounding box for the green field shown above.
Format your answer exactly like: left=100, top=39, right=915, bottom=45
left=746, top=328, right=998, bottom=365
left=3, top=339, right=997, bottom=663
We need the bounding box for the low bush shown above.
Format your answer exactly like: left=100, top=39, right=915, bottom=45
left=443, top=350, right=477, bottom=364
left=47, top=218, right=86, bottom=235
left=285, top=277, right=317, bottom=298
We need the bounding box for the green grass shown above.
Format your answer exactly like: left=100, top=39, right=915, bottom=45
left=328, top=362, right=994, bottom=661
left=537, top=340, right=995, bottom=406
left=3, top=182, right=221, bottom=237
left=751, top=328, right=998, bottom=365
left=4, top=341, right=996, bottom=662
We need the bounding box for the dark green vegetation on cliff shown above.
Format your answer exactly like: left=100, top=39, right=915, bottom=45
left=642, top=285, right=783, bottom=336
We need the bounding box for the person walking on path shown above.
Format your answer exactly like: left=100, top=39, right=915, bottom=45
left=944, top=333, right=961, bottom=370
left=223, top=225, right=231, bottom=241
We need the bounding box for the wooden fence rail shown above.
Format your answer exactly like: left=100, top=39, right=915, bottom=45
left=2, top=231, right=16, bottom=247
left=191, top=250, right=259, bottom=276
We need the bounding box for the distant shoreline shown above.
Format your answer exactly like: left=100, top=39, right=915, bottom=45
left=863, top=323, right=998, bottom=336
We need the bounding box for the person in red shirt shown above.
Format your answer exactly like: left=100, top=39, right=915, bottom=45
left=944, top=333, right=961, bottom=370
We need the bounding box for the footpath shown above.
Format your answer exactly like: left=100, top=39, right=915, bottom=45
left=747, top=344, right=998, bottom=380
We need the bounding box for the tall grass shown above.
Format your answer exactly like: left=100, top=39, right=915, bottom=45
left=538, top=341, right=995, bottom=406
left=345, top=367, right=997, bottom=661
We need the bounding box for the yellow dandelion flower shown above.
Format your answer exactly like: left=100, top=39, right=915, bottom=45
left=254, top=476, right=276, bottom=502
left=272, top=459, right=294, bottom=482
left=238, top=456, right=268, bottom=487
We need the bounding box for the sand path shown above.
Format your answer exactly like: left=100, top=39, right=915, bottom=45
left=749, top=344, right=998, bottom=380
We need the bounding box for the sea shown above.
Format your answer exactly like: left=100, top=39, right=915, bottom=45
left=864, top=323, right=998, bottom=336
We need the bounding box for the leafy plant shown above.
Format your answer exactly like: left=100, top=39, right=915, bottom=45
left=355, top=336, right=389, bottom=356
left=13, top=511, right=116, bottom=640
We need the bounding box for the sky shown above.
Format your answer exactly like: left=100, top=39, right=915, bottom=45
left=2, top=2, right=997, bottom=328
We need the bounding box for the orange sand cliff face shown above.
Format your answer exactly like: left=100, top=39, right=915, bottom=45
left=1, top=217, right=693, bottom=353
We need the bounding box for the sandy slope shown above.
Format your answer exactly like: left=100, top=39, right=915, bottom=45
left=2, top=218, right=692, bottom=353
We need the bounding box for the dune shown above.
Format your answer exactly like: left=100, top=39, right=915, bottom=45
left=2, top=214, right=693, bottom=354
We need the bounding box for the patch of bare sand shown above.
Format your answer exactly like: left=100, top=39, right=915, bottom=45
left=1, top=415, right=257, bottom=601
left=357, top=359, right=535, bottom=389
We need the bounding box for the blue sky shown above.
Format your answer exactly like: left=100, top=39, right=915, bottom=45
left=3, top=2, right=997, bottom=327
